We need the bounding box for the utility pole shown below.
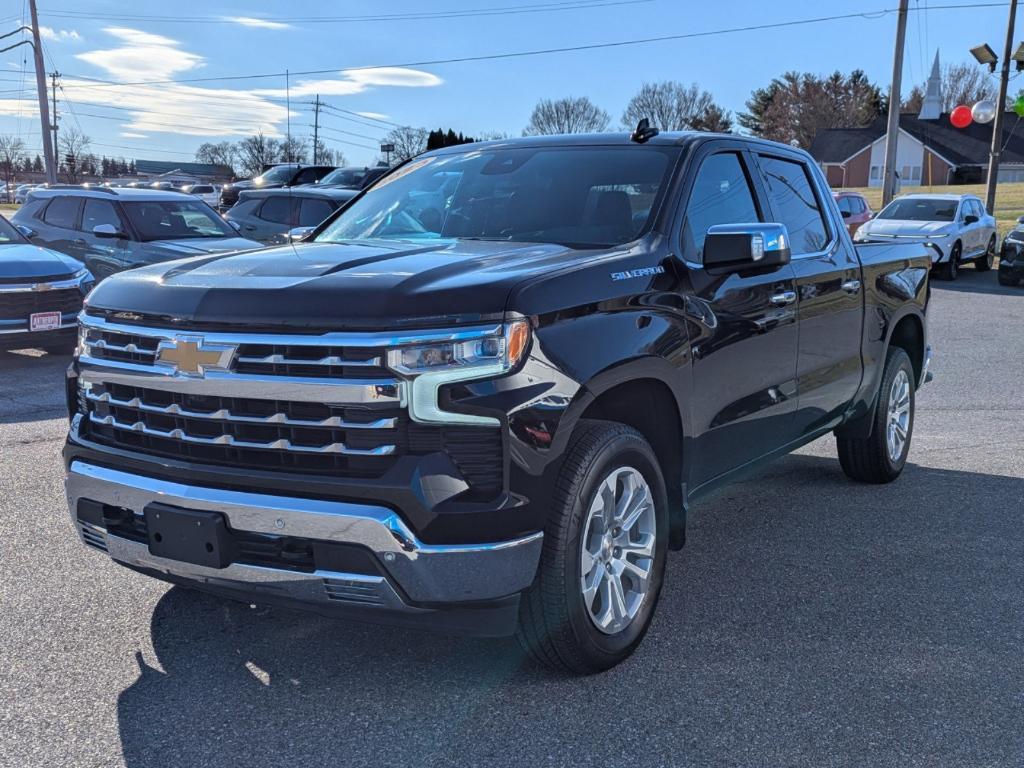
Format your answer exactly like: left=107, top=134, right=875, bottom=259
left=27, top=0, right=56, bottom=184
left=50, top=70, right=60, bottom=174
left=986, top=0, right=1018, bottom=214
left=881, top=0, right=909, bottom=208
left=312, top=95, right=321, bottom=164
left=285, top=69, right=291, bottom=163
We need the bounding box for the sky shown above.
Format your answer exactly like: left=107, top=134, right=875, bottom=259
left=0, top=0, right=1019, bottom=168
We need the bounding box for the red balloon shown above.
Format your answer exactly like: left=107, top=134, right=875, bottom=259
left=950, top=105, right=973, bottom=128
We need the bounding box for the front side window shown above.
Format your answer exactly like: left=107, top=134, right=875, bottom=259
left=315, top=146, right=678, bottom=249
left=258, top=196, right=295, bottom=225
left=757, top=155, right=829, bottom=255
left=253, top=165, right=298, bottom=185
left=682, top=152, right=761, bottom=262
left=120, top=200, right=235, bottom=241
left=42, top=196, right=80, bottom=229
left=877, top=198, right=956, bottom=222
left=81, top=199, right=125, bottom=233
left=298, top=197, right=336, bottom=227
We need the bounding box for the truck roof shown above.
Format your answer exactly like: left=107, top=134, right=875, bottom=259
left=425, top=130, right=789, bottom=154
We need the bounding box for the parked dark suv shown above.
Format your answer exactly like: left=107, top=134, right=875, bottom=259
left=224, top=187, right=357, bottom=243
left=13, top=187, right=261, bottom=280
left=219, top=164, right=336, bottom=209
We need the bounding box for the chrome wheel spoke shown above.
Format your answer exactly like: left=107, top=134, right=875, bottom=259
left=579, top=466, right=657, bottom=636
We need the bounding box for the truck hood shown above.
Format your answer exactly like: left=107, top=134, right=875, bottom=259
left=86, top=238, right=595, bottom=329
left=860, top=219, right=953, bottom=237
left=141, top=237, right=263, bottom=257
left=0, top=243, right=82, bottom=281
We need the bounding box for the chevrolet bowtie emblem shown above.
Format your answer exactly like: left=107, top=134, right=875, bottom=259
left=155, top=336, right=236, bottom=377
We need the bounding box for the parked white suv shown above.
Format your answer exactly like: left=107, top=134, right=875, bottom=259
left=853, top=193, right=997, bottom=280
left=182, top=183, right=221, bottom=208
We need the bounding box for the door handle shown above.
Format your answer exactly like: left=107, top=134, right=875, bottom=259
left=73, top=238, right=87, bottom=246
left=769, top=290, right=797, bottom=306
left=841, top=279, right=862, bottom=294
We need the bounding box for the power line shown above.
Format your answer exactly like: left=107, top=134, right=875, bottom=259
left=51, top=3, right=1009, bottom=90
left=41, top=0, right=654, bottom=24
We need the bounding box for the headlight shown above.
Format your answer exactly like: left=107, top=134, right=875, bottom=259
left=387, top=320, right=531, bottom=425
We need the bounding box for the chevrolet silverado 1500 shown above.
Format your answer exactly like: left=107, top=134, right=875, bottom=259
left=64, top=129, right=933, bottom=672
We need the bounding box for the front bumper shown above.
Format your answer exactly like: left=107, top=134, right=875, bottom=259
left=65, top=460, right=543, bottom=636
left=999, top=247, right=1024, bottom=281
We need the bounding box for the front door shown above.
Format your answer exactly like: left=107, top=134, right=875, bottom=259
left=678, top=147, right=800, bottom=487
left=78, top=197, right=128, bottom=279
left=754, top=153, right=865, bottom=435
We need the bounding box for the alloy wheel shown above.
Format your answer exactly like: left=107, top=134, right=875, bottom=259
left=886, top=369, right=911, bottom=463
left=579, top=466, right=656, bottom=635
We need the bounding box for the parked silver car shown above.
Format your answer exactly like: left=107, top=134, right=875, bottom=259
left=853, top=193, right=997, bottom=280
left=11, top=186, right=261, bottom=281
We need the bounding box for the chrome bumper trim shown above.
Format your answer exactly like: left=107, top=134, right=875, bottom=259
left=65, top=461, right=542, bottom=604
left=0, top=320, right=77, bottom=335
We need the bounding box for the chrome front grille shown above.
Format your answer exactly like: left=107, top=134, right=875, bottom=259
left=76, top=314, right=504, bottom=493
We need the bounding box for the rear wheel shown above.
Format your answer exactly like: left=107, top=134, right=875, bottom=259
left=837, top=347, right=915, bottom=484
left=516, top=420, right=668, bottom=674
left=975, top=236, right=995, bottom=271
left=938, top=242, right=960, bottom=281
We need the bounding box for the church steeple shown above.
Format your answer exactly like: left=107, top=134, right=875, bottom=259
left=919, top=50, right=943, bottom=120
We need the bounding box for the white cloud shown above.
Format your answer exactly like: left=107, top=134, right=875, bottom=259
left=119, top=131, right=148, bottom=138
left=223, top=17, right=291, bottom=30
left=76, top=27, right=202, bottom=81
left=0, top=101, right=37, bottom=117
left=356, top=111, right=390, bottom=120
left=254, top=67, right=442, bottom=98
left=40, top=27, right=82, bottom=42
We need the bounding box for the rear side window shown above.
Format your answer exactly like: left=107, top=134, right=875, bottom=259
left=682, top=152, right=761, bottom=262
left=836, top=197, right=852, bottom=215
left=229, top=199, right=260, bottom=218
left=258, top=196, right=295, bottom=225
left=42, top=196, right=80, bottom=229
left=298, top=197, right=336, bottom=227
left=757, top=156, right=829, bottom=255
left=81, top=199, right=125, bottom=233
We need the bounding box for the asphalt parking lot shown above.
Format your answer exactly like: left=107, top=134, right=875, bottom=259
left=1, top=270, right=1022, bottom=768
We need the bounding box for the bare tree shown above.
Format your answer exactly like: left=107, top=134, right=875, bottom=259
left=195, top=141, right=236, bottom=169
left=279, top=135, right=309, bottom=164
left=235, top=132, right=281, bottom=177
left=902, top=62, right=998, bottom=113
left=58, top=128, right=92, bottom=183
left=740, top=70, right=884, bottom=148
left=622, top=81, right=732, bottom=132
left=312, top=139, right=345, bottom=167
left=381, top=125, right=429, bottom=163
left=524, top=97, right=610, bottom=135
left=0, top=135, right=25, bottom=202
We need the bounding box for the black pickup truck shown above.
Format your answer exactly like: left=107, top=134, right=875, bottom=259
left=64, top=130, right=933, bottom=673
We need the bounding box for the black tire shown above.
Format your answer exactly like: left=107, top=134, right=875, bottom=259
left=938, top=242, right=960, bottom=280
left=975, top=236, right=995, bottom=271
left=998, top=270, right=1020, bottom=287
left=516, top=419, right=668, bottom=674
left=836, top=347, right=915, bottom=484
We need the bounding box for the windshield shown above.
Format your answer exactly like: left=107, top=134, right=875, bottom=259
left=877, top=198, right=957, bottom=222
left=121, top=200, right=236, bottom=241
left=0, top=215, right=26, bottom=244
left=314, top=146, right=678, bottom=249
left=318, top=168, right=367, bottom=187
left=254, top=165, right=298, bottom=185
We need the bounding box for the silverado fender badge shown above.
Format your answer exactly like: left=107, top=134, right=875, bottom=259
left=610, top=266, right=665, bottom=282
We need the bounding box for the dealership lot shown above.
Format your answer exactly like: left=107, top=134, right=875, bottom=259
left=1, top=272, right=1021, bottom=768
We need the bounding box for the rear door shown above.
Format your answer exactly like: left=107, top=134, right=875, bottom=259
left=251, top=195, right=297, bottom=241
left=754, top=152, right=864, bottom=437
left=678, top=144, right=800, bottom=486
left=37, top=195, right=83, bottom=257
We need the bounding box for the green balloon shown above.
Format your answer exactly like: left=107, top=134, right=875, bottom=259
left=1014, top=94, right=1024, bottom=117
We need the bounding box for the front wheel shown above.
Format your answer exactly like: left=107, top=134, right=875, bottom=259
left=516, top=420, right=668, bottom=674
left=938, top=243, right=960, bottom=281
left=975, top=236, right=996, bottom=271
left=836, top=346, right=915, bottom=483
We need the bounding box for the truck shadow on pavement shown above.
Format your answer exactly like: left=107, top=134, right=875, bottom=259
left=114, top=454, right=1024, bottom=768
left=0, top=349, right=71, bottom=424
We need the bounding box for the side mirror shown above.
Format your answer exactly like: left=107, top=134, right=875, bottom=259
left=93, top=223, right=125, bottom=239
left=964, top=214, right=979, bottom=225
left=703, top=223, right=791, bottom=275
left=227, top=219, right=242, bottom=232
left=840, top=209, right=851, bottom=219
left=286, top=226, right=315, bottom=242
left=16, top=224, right=36, bottom=239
